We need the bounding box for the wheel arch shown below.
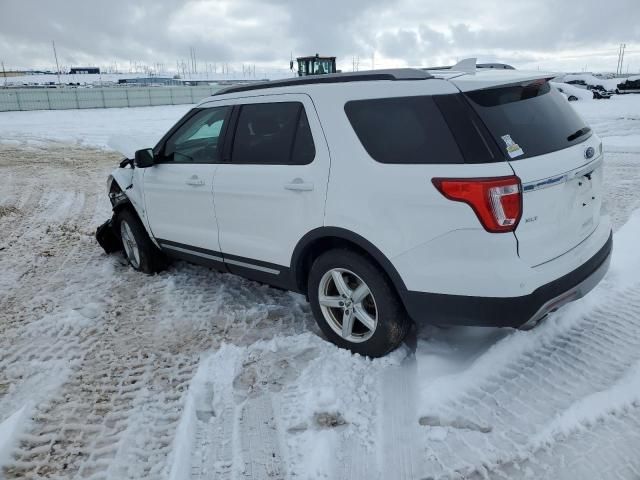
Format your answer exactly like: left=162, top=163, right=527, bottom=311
left=290, top=227, right=408, bottom=299
left=108, top=173, right=160, bottom=249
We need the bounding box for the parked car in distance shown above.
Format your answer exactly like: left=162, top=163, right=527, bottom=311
left=98, top=64, right=612, bottom=357
left=616, top=76, right=640, bottom=94
left=588, top=85, right=613, bottom=99
left=554, top=84, right=581, bottom=101
left=566, top=79, right=588, bottom=89
left=553, top=82, right=600, bottom=101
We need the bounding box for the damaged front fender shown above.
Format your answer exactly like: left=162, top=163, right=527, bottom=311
left=108, top=165, right=147, bottom=218
left=98, top=160, right=159, bottom=254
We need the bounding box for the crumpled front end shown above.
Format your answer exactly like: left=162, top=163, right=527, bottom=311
left=96, top=218, right=122, bottom=253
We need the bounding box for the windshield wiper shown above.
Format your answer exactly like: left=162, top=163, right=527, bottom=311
left=567, top=127, right=591, bottom=142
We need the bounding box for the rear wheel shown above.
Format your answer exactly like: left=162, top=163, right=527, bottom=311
left=116, top=209, right=166, bottom=274
left=308, top=249, right=410, bottom=357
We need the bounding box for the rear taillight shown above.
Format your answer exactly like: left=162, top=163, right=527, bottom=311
left=432, top=176, right=522, bottom=233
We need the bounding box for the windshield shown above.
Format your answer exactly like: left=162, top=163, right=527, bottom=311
left=465, top=80, right=591, bottom=160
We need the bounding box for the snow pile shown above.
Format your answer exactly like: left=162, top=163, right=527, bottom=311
left=169, top=334, right=406, bottom=479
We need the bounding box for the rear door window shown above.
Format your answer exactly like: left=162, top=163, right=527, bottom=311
left=344, top=96, right=464, bottom=164
left=231, top=102, right=315, bottom=165
left=465, top=80, right=591, bottom=160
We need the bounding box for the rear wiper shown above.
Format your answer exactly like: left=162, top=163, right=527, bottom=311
left=567, top=127, right=591, bottom=142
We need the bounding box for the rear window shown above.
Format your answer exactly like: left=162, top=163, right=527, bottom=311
left=232, top=102, right=315, bottom=165
left=344, top=96, right=464, bottom=164
left=465, top=80, right=591, bottom=160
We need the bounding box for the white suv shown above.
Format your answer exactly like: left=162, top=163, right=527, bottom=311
left=97, top=66, right=612, bottom=357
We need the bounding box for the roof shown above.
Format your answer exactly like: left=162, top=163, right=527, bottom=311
left=297, top=56, right=336, bottom=60
left=200, top=60, right=557, bottom=103
left=213, top=68, right=434, bottom=96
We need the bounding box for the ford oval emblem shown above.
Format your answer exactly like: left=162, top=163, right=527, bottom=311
left=585, top=146, right=595, bottom=159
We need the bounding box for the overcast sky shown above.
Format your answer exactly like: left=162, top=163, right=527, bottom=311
left=1, top=0, right=639, bottom=74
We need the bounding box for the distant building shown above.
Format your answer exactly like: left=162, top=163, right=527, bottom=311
left=0, top=70, right=26, bottom=77
left=69, top=67, right=100, bottom=74
left=117, top=77, right=182, bottom=86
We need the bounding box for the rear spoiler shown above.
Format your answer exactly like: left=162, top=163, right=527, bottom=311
left=449, top=72, right=559, bottom=92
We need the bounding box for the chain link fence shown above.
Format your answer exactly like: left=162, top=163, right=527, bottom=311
left=0, top=86, right=226, bottom=112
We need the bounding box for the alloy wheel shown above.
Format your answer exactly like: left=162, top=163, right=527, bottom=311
left=120, top=220, right=141, bottom=269
left=317, top=268, right=378, bottom=343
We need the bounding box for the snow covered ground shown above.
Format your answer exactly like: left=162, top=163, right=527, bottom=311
left=0, top=95, right=639, bottom=479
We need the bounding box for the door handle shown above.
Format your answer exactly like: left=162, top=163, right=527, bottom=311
left=284, top=178, right=314, bottom=191
left=186, top=176, right=205, bottom=187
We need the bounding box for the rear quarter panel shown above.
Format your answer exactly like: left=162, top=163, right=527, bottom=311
left=310, top=81, right=518, bottom=293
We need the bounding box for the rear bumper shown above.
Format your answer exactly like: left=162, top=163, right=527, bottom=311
left=402, top=231, right=612, bottom=328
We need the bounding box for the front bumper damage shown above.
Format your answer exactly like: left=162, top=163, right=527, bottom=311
left=96, top=218, right=122, bottom=254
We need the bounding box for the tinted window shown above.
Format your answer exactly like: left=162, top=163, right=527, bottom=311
left=344, top=96, right=464, bottom=164
left=433, top=94, right=501, bottom=163
left=163, top=106, right=230, bottom=163
left=291, top=108, right=316, bottom=164
left=465, top=81, right=590, bottom=160
left=232, top=102, right=315, bottom=165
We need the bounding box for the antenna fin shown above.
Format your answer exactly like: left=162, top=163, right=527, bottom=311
left=452, top=57, right=477, bottom=74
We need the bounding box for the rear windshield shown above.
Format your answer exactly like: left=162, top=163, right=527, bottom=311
left=465, top=80, right=591, bottom=160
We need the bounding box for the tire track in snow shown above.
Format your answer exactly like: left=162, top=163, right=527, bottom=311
left=415, top=281, right=640, bottom=479
left=379, top=354, right=424, bottom=480
left=469, top=403, right=640, bottom=480
left=2, top=277, right=199, bottom=479
left=0, top=144, right=117, bottom=313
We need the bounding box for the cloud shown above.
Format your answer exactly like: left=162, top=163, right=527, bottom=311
left=0, top=0, right=638, bottom=72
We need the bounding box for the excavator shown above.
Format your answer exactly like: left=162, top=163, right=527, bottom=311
left=290, top=54, right=337, bottom=76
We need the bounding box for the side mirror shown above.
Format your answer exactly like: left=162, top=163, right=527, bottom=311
left=134, top=148, right=155, bottom=168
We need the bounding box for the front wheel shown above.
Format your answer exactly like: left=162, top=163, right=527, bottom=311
left=308, top=249, right=410, bottom=357
left=116, top=209, right=166, bottom=274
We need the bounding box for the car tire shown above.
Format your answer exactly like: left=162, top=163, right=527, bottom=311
left=116, top=209, right=166, bottom=274
left=308, top=249, right=411, bottom=357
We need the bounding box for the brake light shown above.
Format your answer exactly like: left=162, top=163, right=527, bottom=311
left=432, top=176, right=522, bottom=233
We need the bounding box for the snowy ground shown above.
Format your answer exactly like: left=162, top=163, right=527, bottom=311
left=1, top=95, right=640, bottom=479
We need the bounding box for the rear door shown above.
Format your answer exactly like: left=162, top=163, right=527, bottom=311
left=212, top=94, right=330, bottom=280
left=463, top=80, right=604, bottom=266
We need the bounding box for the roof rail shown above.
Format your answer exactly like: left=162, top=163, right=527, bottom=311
left=424, top=60, right=515, bottom=72
left=477, top=63, right=515, bottom=70
left=214, top=68, right=433, bottom=96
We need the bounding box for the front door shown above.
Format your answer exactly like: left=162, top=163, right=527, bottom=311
left=143, top=106, right=231, bottom=262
